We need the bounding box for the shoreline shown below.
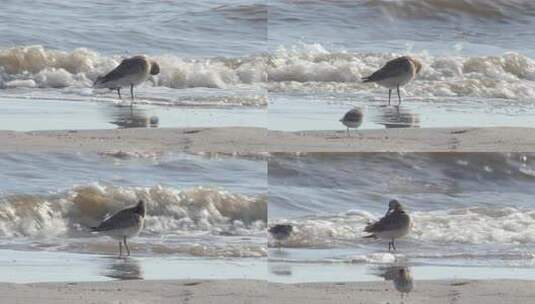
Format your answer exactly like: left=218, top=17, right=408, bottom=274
left=1, top=279, right=533, bottom=304
left=1, top=126, right=534, bottom=153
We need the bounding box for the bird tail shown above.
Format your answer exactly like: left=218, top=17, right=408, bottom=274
left=93, top=75, right=106, bottom=88
left=362, top=76, right=373, bottom=83
left=363, top=234, right=377, bottom=239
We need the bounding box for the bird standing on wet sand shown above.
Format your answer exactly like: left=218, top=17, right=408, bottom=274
left=362, top=56, right=422, bottom=105
left=363, top=199, right=410, bottom=252
left=340, top=107, right=363, bottom=136
left=269, top=224, right=293, bottom=249
left=94, top=55, right=160, bottom=106
left=91, top=200, right=146, bottom=256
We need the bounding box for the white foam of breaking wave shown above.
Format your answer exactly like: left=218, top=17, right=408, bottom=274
left=267, top=44, right=535, bottom=100
left=0, top=183, right=266, bottom=239
left=0, top=45, right=267, bottom=90
left=271, top=207, right=535, bottom=248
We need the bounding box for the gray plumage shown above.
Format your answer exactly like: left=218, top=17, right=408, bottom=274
left=362, top=56, right=422, bottom=105
left=92, top=200, right=146, bottom=256
left=94, top=55, right=160, bottom=105
left=269, top=224, right=293, bottom=241
left=364, top=200, right=411, bottom=251
left=340, top=108, right=363, bottom=136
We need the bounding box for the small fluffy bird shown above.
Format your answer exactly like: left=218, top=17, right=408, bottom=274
left=340, top=108, right=363, bottom=136
left=94, top=55, right=160, bottom=105
left=364, top=199, right=410, bottom=251
left=269, top=224, right=293, bottom=248
left=91, top=200, right=146, bottom=256
left=362, top=56, right=422, bottom=105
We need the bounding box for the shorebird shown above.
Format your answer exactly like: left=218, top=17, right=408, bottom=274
left=364, top=200, right=410, bottom=251
left=91, top=200, right=146, bottom=256
left=94, top=55, right=160, bottom=106
left=269, top=224, right=293, bottom=249
left=362, top=56, right=422, bottom=105
left=340, top=108, right=363, bottom=136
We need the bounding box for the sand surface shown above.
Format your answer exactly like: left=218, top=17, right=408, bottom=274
left=0, top=279, right=267, bottom=304
left=2, top=279, right=534, bottom=304
left=269, top=279, right=535, bottom=304
left=1, top=127, right=534, bottom=153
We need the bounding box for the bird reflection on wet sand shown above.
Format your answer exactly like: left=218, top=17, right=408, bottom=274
left=268, top=263, right=293, bottom=277
left=109, top=106, right=159, bottom=129
left=102, top=257, right=143, bottom=280
left=371, top=264, right=413, bottom=302
left=374, top=106, right=420, bottom=128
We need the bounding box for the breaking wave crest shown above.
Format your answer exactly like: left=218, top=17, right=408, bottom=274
left=0, top=183, right=266, bottom=256
left=267, top=44, right=535, bottom=100
left=0, top=45, right=267, bottom=90
left=270, top=207, right=535, bottom=248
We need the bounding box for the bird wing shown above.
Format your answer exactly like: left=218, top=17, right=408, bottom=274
left=93, top=208, right=140, bottom=231
left=363, top=57, right=411, bottom=82
left=97, top=57, right=147, bottom=85
left=343, top=109, right=362, bottom=121
left=364, top=211, right=409, bottom=233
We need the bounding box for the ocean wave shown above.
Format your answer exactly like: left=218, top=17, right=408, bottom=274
left=266, top=44, right=535, bottom=100
left=0, top=183, right=267, bottom=239
left=363, top=0, right=535, bottom=21
left=270, top=206, right=535, bottom=247
left=5, top=44, right=535, bottom=101
left=0, top=45, right=267, bottom=90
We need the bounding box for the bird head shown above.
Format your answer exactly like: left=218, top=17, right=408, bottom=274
left=409, top=57, right=422, bottom=74
left=150, top=61, right=160, bottom=75
left=134, top=200, right=146, bottom=217
left=388, top=199, right=403, bottom=213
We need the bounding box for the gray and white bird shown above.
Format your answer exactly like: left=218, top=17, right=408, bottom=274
left=94, top=55, right=160, bottom=106
left=340, top=108, right=363, bottom=136
left=362, top=56, right=422, bottom=105
left=269, top=224, right=293, bottom=248
left=91, top=200, right=146, bottom=256
left=364, top=200, right=411, bottom=251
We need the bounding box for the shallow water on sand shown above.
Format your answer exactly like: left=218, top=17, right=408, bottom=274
left=268, top=0, right=535, bottom=130
left=268, top=153, right=535, bottom=275
left=0, top=152, right=267, bottom=258
left=0, top=97, right=266, bottom=131
left=0, top=249, right=267, bottom=283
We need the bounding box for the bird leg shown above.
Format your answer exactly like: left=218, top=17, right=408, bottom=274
left=117, top=88, right=122, bottom=99
left=123, top=236, right=131, bottom=256
left=347, top=127, right=350, bottom=137
left=119, top=241, right=123, bottom=256
left=388, top=89, right=392, bottom=105
left=392, top=239, right=397, bottom=251
left=130, top=84, right=135, bottom=107
left=388, top=240, right=392, bottom=252
left=397, top=85, right=401, bottom=105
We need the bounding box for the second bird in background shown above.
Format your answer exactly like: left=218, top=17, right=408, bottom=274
left=340, top=107, right=363, bottom=136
